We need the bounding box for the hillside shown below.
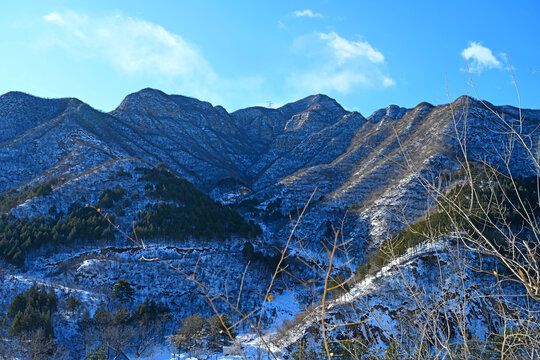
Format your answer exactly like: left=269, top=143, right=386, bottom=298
left=0, top=89, right=539, bottom=359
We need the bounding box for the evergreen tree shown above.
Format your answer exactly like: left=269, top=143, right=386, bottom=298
left=85, top=345, right=108, bottom=360
left=112, top=279, right=135, bottom=303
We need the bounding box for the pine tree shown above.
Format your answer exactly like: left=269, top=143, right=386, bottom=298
left=112, top=279, right=135, bottom=303
left=85, top=345, right=108, bottom=360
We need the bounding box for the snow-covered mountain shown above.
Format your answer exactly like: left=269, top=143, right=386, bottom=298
left=3, top=90, right=538, bottom=243
left=1, top=89, right=539, bottom=358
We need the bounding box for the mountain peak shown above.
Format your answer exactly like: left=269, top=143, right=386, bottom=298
left=113, top=88, right=217, bottom=115
left=0, top=90, right=35, bottom=100
left=453, top=94, right=476, bottom=104
left=450, top=95, right=503, bottom=112
left=0, top=92, right=83, bottom=143
left=113, top=88, right=168, bottom=112
left=415, top=101, right=434, bottom=109
left=279, top=93, right=345, bottom=119
left=0, top=91, right=81, bottom=106
left=306, top=93, right=337, bottom=104
left=367, top=104, right=409, bottom=123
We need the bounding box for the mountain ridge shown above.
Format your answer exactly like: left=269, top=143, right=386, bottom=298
left=1, top=88, right=540, bottom=358
left=2, top=89, right=539, bottom=229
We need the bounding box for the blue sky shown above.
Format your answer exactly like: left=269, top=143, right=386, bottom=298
left=1, top=1, right=539, bottom=115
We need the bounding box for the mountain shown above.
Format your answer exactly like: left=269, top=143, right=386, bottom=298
left=1, top=89, right=539, bottom=358
left=5, top=90, right=537, bottom=249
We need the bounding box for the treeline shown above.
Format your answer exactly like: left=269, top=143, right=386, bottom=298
left=133, top=165, right=262, bottom=240
left=356, top=166, right=539, bottom=280
left=80, top=298, right=170, bottom=332
left=97, top=186, right=125, bottom=209
left=7, top=284, right=58, bottom=339
left=0, top=205, right=115, bottom=266
left=0, top=165, right=262, bottom=266
left=3, top=280, right=171, bottom=360
left=0, top=179, right=58, bottom=213
left=135, top=201, right=261, bottom=241
left=445, top=168, right=539, bottom=229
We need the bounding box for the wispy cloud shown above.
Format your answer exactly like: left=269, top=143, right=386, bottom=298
left=41, top=11, right=268, bottom=108
left=461, top=42, right=502, bottom=73
left=294, top=9, right=323, bottom=18
left=382, top=76, right=395, bottom=87
left=43, top=11, right=216, bottom=81
left=44, top=12, right=64, bottom=24
left=319, top=32, right=384, bottom=64
left=289, top=32, right=394, bottom=94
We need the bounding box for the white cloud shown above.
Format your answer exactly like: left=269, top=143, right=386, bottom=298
left=43, top=11, right=216, bottom=82
left=319, top=32, right=384, bottom=64
left=294, top=9, right=323, bottom=18
left=382, top=76, right=395, bottom=87
left=44, top=12, right=64, bottom=24
left=289, top=32, right=394, bottom=94
left=461, top=42, right=502, bottom=73
left=41, top=11, right=265, bottom=107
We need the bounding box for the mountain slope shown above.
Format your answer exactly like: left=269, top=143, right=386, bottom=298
left=2, top=90, right=540, bottom=256
left=1, top=89, right=540, bottom=358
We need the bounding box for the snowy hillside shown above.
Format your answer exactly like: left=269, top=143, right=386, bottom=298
left=1, top=90, right=539, bottom=359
